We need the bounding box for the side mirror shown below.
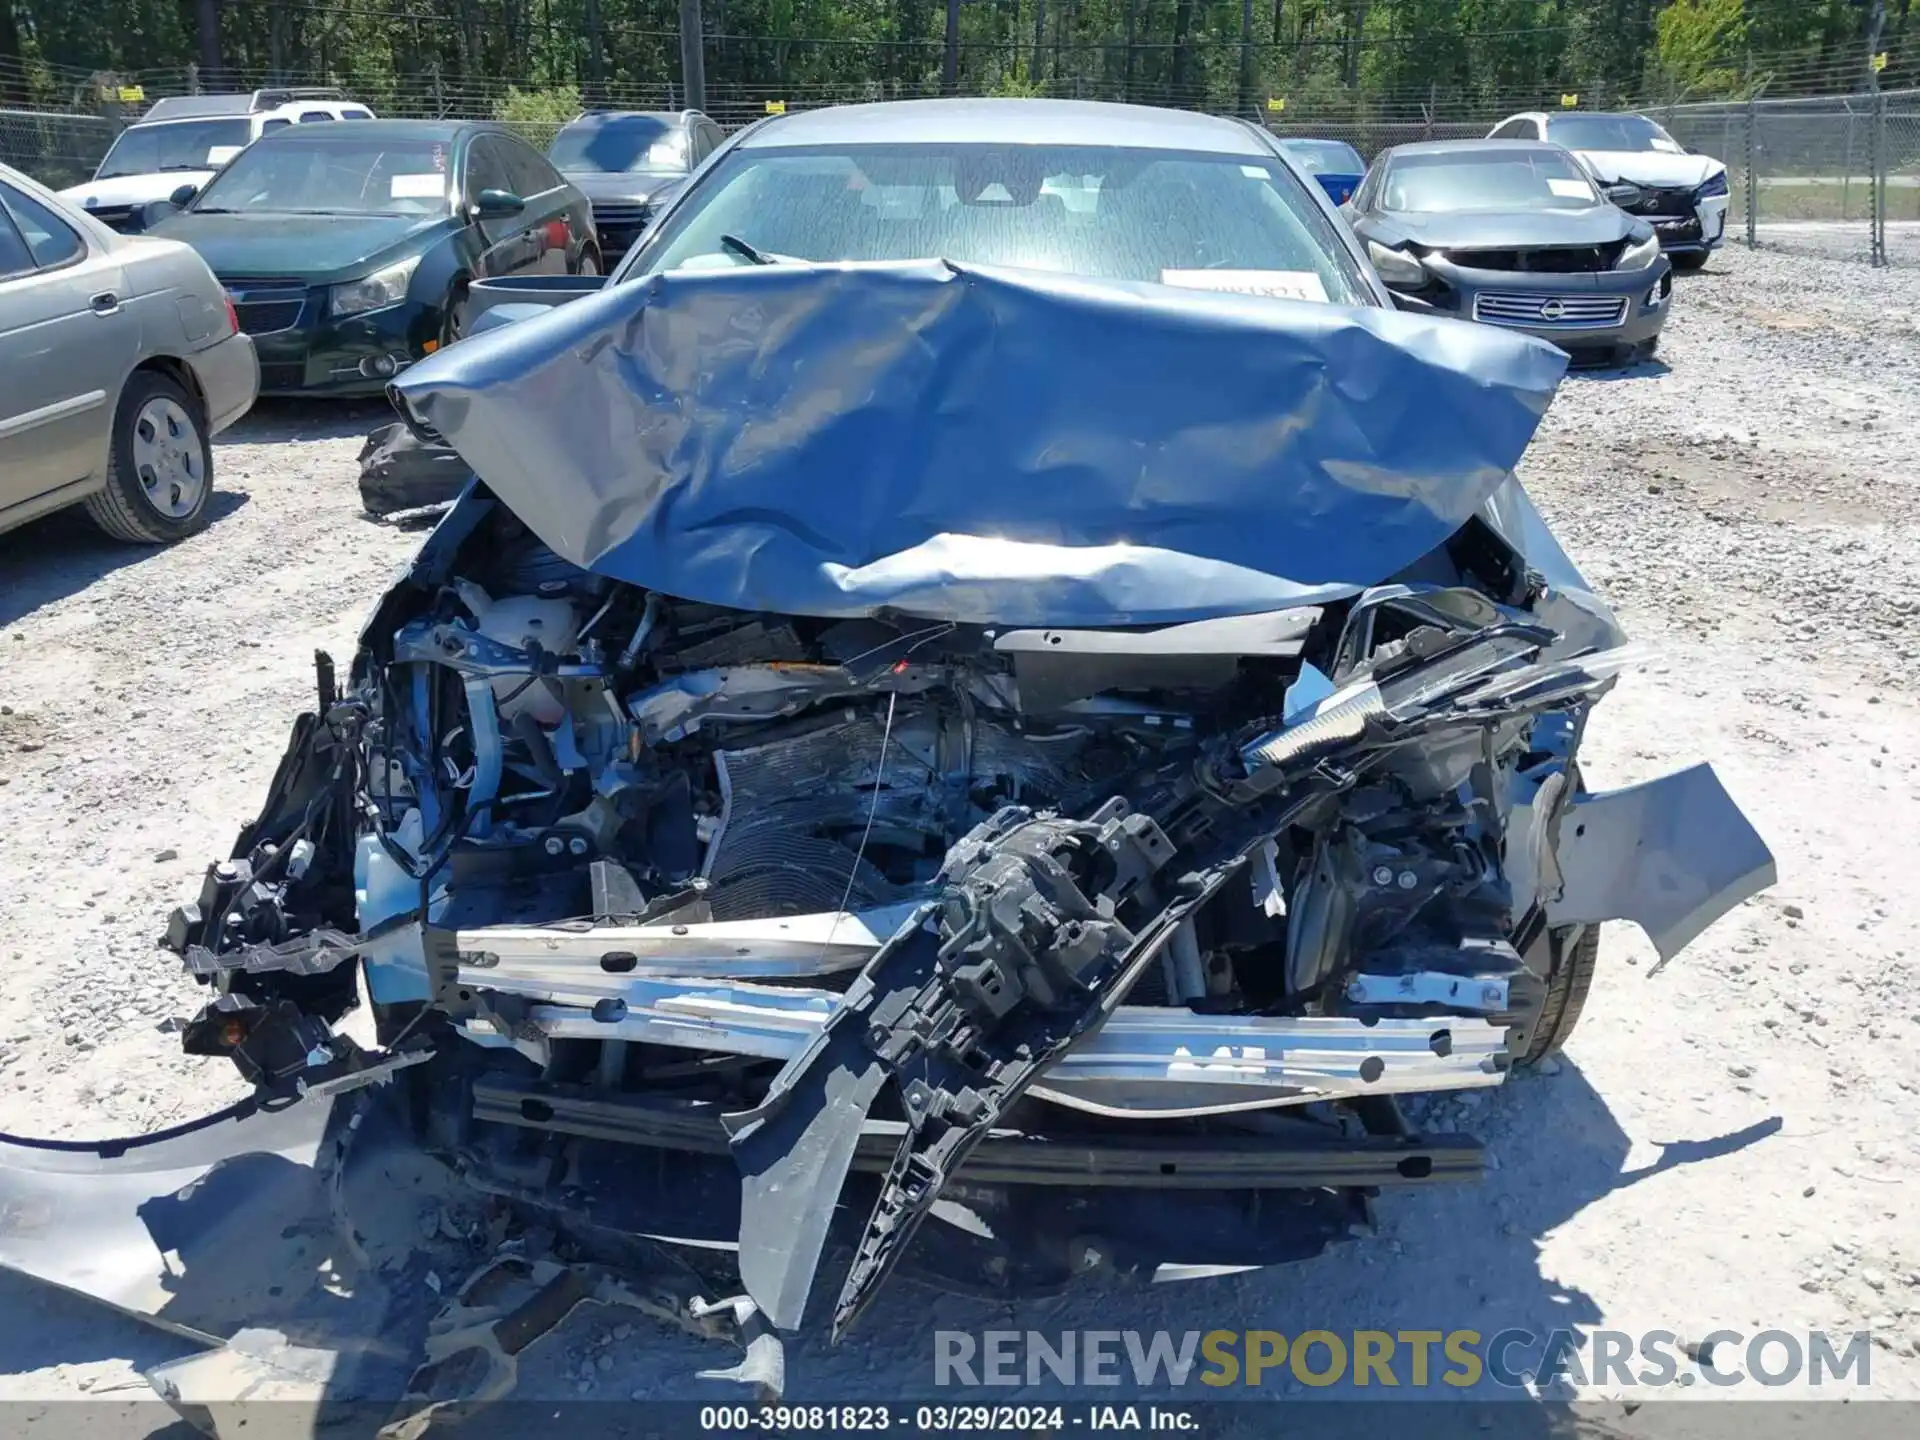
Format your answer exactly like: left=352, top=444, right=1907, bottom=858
left=1388, top=290, right=1439, bottom=314
left=1603, top=182, right=1643, bottom=208
left=471, top=188, right=525, bottom=219
left=140, top=198, right=183, bottom=229
left=169, top=184, right=199, bottom=207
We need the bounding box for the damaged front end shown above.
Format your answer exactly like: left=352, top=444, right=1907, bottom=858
left=10, top=260, right=1773, bottom=1395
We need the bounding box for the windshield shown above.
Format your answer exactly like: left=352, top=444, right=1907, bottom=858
left=96, top=119, right=249, bottom=179
left=191, top=134, right=453, bottom=216
left=621, top=143, right=1369, bottom=304
left=549, top=116, right=689, bottom=174
left=1383, top=150, right=1600, bottom=213
left=1545, top=115, right=1684, bottom=154
left=1279, top=139, right=1364, bottom=174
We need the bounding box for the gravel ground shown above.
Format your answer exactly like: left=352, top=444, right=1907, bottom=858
left=3, top=242, right=1919, bottom=1417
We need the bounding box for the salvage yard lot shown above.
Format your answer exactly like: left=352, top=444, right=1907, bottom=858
left=2, top=242, right=1918, bottom=1407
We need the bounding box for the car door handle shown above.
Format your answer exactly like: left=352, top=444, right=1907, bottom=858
left=90, top=292, right=121, bottom=316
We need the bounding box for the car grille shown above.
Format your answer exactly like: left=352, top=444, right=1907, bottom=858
left=1446, top=244, right=1620, bottom=273
left=257, top=362, right=308, bottom=393
left=219, top=277, right=310, bottom=336
left=1471, top=292, right=1629, bottom=329
left=590, top=200, right=652, bottom=254
left=1625, top=186, right=1696, bottom=219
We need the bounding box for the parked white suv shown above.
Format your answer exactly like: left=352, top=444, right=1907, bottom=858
left=58, top=89, right=376, bottom=233
left=1487, top=111, right=1729, bottom=270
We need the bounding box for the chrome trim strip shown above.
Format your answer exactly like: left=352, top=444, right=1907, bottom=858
left=0, top=388, right=107, bottom=441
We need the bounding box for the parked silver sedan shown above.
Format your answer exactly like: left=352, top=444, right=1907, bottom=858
left=0, top=162, right=258, bottom=543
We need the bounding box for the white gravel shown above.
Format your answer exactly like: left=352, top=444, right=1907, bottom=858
left=3, top=243, right=1919, bottom=1412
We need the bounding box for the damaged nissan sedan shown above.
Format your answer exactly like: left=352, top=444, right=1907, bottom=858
left=2, top=101, right=1773, bottom=1401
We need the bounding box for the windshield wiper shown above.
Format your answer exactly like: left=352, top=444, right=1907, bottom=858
left=719, top=233, right=777, bottom=266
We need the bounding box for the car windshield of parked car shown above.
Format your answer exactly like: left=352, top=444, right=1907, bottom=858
left=190, top=134, right=452, bottom=215
left=1545, top=115, right=1684, bottom=154
left=97, top=118, right=251, bottom=178
left=625, top=143, right=1369, bottom=303
left=549, top=116, right=689, bottom=174
left=1383, top=150, right=1600, bottom=213
left=1279, top=139, right=1364, bottom=174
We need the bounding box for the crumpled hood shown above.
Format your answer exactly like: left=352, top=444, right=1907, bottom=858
left=60, top=172, right=212, bottom=209
left=392, top=258, right=1569, bottom=627
left=1573, top=149, right=1722, bottom=188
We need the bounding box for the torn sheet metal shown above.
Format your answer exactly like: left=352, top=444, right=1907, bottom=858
left=1547, top=762, right=1777, bottom=960
left=391, top=259, right=1569, bottom=626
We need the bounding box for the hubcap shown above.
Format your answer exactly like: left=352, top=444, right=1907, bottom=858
left=130, top=397, right=205, bottom=519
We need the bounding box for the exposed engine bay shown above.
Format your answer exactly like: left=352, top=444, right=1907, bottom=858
left=155, top=491, right=1774, bottom=1341
left=0, top=261, right=1777, bottom=1416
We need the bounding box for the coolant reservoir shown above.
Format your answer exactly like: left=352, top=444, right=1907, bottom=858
left=454, top=580, right=579, bottom=725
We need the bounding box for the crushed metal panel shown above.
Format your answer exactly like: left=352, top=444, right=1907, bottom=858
left=391, top=258, right=1568, bottom=626
left=1548, top=762, right=1777, bottom=960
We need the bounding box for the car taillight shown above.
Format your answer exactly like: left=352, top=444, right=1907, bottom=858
left=223, top=292, right=240, bottom=336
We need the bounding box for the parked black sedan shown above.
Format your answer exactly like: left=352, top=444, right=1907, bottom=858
left=1345, top=140, right=1672, bottom=365
left=146, top=119, right=598, bottom=396
left=546, top=109, right=726, bottom=264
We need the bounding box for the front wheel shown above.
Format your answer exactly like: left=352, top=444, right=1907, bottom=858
left=577, top=249, right=601, bottom=278
left=83, top=370, right=213, bottom=544
left=1518, top=924, right=1600, bottom=1065
left=440, top=285, right=470, bottom=348
left=1671, top=251, right=1709, bottom=273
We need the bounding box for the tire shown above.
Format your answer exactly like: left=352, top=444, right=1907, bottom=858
left=1671, top=251, right=1709, bottom=273
left=578, top=249, right=602, bottom=277
left=441, top=283, right=470, bottom=348
left=82, top=369, right=213, bottom=544
left=1520, top=924, right=1600, bottom=1065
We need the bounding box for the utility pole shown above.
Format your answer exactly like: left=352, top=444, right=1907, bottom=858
left=680, top=0, right=706, bottom=111
left=942, top=0, right=962, bottom=95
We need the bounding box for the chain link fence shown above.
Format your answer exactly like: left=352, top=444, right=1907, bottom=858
left=1652, top=89, right=1920, bottom=267
left=0, top=108, right=122, bottom=188
left=4, top=68, right=1914, bottom=269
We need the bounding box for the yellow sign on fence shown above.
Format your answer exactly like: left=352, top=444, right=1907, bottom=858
left=115, top=85, right=146, bottom=102
left=765, top=100, right=787, bottom=115
left=1266, top=97, right=1286, bottom=113
left=1560, top=93, right=1579, bottom=108
left=1872, top=52, right=1888, bottom=73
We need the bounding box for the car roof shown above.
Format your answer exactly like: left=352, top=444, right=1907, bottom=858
left=563, top=109, right=700, bottom=126
left=738, top=98, right=1272, bottom=155
left=1277, top=136, right=1360, bottom=148
left=1384, top=139, right=1569, bottom=161
left=248, top=117, right=487, bottom=145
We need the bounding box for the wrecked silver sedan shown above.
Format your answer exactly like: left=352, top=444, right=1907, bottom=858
left=2, top=101, right=1771, bottom=1409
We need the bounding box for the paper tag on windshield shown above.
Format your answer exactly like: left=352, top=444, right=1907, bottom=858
left=1547, top=178, right=1593, bottom=198
left=1161, top=269, right=1329, bottom=304
left=646, top=141, right=686, bottom=166
left=1650, top=138, right=1684, bottom=154
left=205, top=146, right=242, bottom=165
left=391, top=174, right=446, bottom=198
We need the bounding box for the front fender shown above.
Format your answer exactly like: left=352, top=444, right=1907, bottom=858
left=1546, top=762, right=1775, bottom=960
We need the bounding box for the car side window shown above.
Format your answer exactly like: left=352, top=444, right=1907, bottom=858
left=0, top=181, right=85, bottom=270
left=465, top=136, right=514, bottom=200
left=0, top=206, right=34, bottom=281
left=297, top=110, right=335, bottom=124
left=701, top=121, right=727, bottom=160
left=259, top=117, right=291, bottom=135
left=502, top=138, right=560, bottom=198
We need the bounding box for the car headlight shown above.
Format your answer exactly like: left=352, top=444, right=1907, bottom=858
left=1697, top=170, right=1729, bottom=199
left=1365, top=238, right=1428, bottom=287
left=1616, top=233, right=1662, bottom=270
left=330, top=256, right=422, bottom=318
